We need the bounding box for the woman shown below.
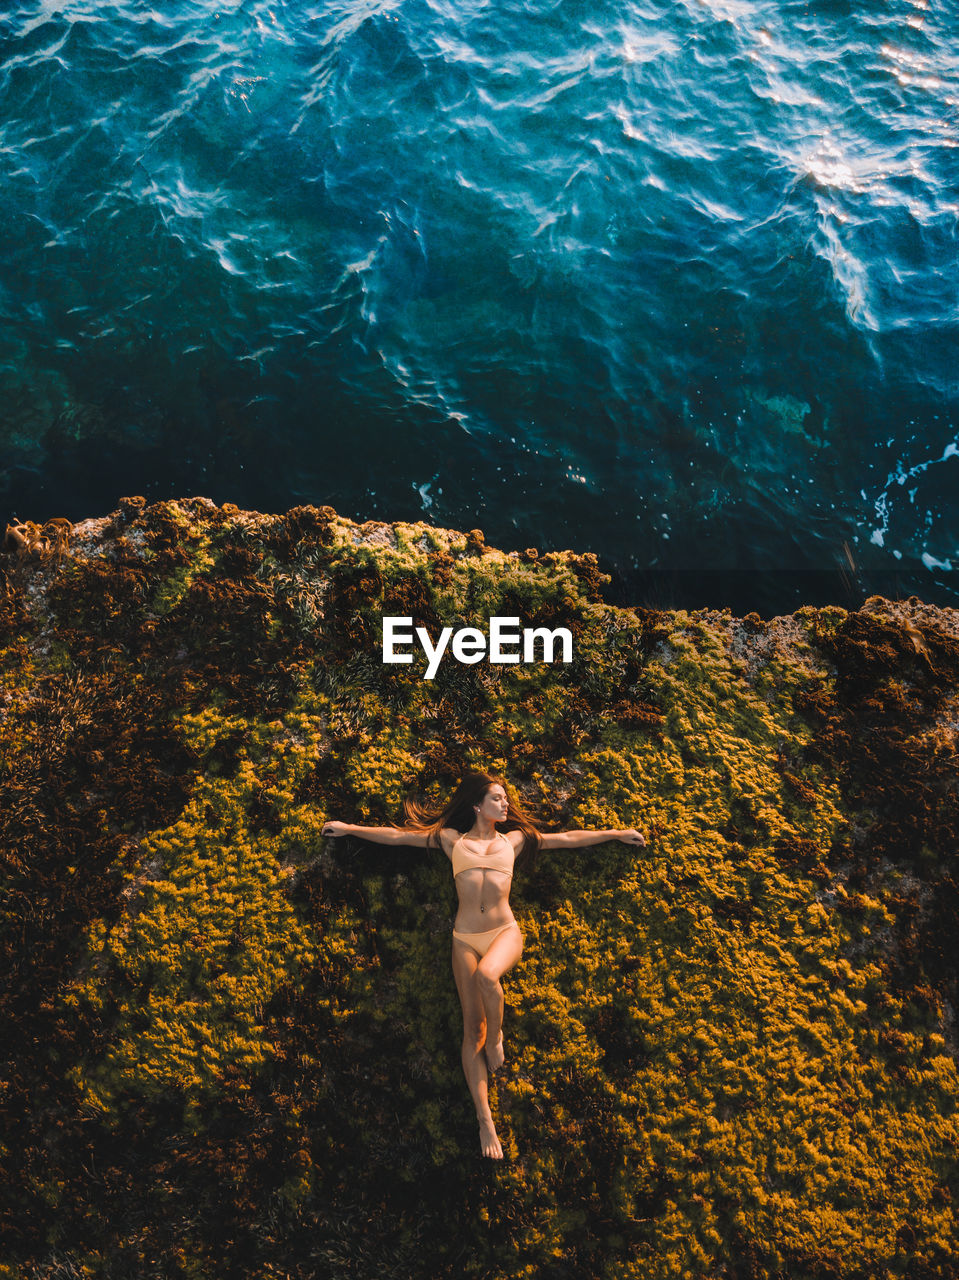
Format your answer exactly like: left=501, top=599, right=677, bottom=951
left=322, top=772, right=646, bottom=1160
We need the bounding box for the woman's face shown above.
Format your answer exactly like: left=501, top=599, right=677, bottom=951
left=478, top=783, right=508, bottom=824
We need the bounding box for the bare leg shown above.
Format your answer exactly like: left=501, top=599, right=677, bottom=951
left=452, top=937, right=503, bottom=1158
left=476, top=925, right=523, bottom=1071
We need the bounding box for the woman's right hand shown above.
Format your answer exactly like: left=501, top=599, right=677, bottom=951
left=322, top=820, right=351, bottom=838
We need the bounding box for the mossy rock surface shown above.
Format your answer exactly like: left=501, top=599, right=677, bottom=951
left=2, top=498, right=958, bottom=1279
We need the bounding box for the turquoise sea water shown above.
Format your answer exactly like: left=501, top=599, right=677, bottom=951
left=1, top=0, right=957, bottom=612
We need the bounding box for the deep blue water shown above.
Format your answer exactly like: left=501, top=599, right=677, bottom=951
left=1, top=0, right=957, bottom=614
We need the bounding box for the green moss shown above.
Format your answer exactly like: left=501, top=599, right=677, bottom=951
left=63, top=718, right=318, bottom=1114
left=148, top=535, right=217, bottom=617
left=2, top=499, right=958, bottom=1279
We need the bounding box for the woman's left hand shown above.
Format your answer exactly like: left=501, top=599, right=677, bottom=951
left=619, top=829, right=647, bottom=846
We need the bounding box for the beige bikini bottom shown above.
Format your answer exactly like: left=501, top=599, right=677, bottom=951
left=451, top=920, right=520, bottom=958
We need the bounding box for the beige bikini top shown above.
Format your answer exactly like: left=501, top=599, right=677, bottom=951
left=450, top=832, right=515, bottom=880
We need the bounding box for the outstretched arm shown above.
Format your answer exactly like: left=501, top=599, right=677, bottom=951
left=539, top=828, right=646, bottom=850
left=321, top=821, right=431, bottom=847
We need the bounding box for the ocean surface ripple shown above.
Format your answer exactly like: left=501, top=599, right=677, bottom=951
left=1, top=0, right=957, bottom=611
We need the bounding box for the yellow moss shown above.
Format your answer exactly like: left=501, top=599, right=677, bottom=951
left=9, top=501, right=959, bottom=1275
left=63, top=713, right=319, bottom=1116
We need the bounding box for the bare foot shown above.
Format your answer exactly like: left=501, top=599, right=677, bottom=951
left=484, top=1032, right=504, bottom=1071
left=478, top=1115, right=503, bottom=1159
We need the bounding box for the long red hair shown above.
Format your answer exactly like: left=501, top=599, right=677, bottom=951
left=402, top=771, right=541, bottom=866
